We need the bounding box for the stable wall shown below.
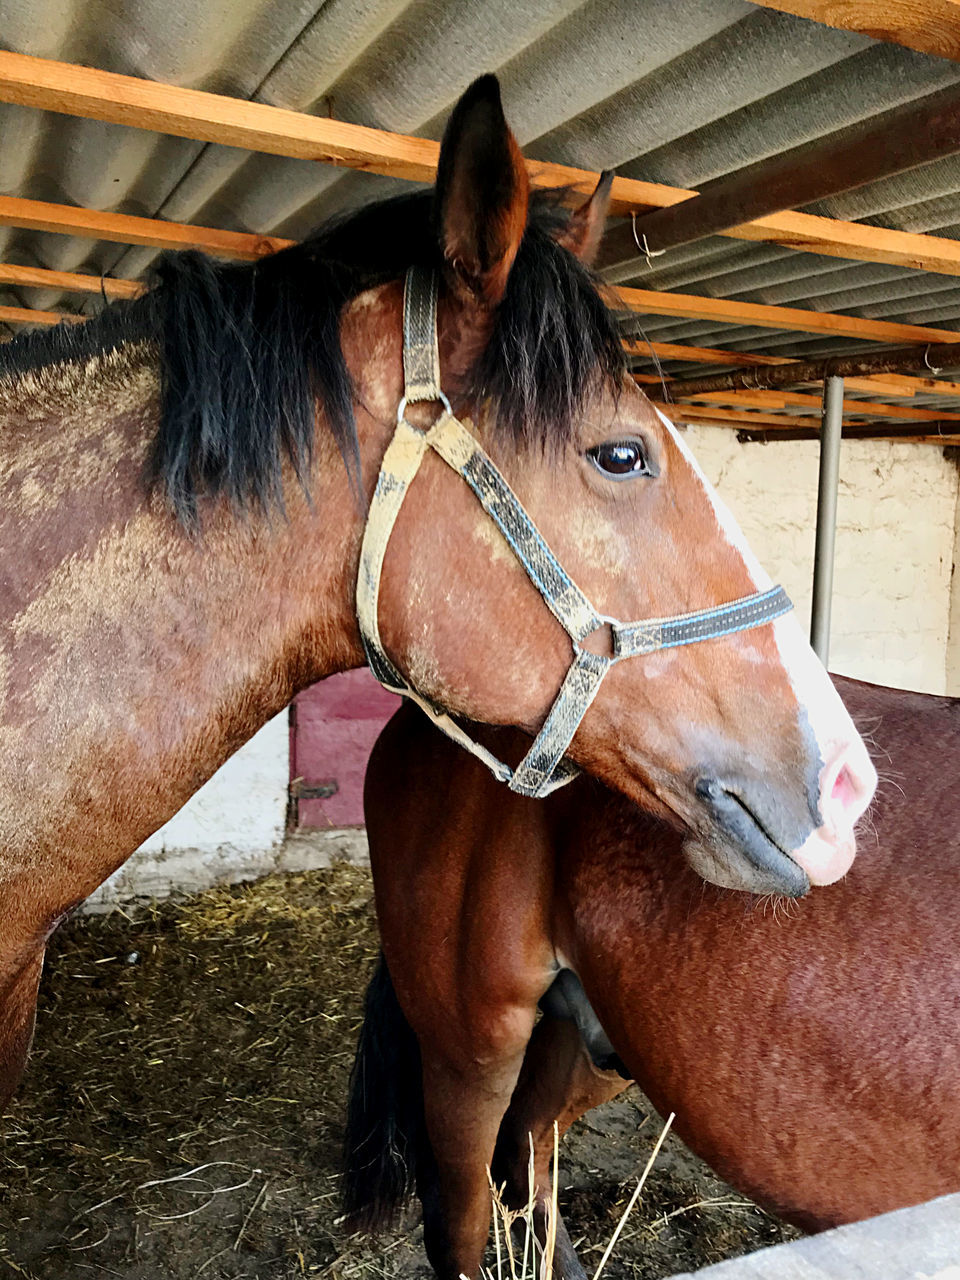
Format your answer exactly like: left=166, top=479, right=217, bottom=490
left=686, top=428, right=959, bottom=696
left=947, top=475, right=960, bottom=696
left=90, top=430, right=960, bottom=905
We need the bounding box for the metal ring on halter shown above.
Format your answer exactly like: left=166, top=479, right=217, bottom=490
left=396, top=390, right=453, bottom=424
left=356, top=265, right=794, bottom=800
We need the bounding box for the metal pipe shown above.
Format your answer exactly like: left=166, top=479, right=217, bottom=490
left=810, top=376, right=844, bottom=665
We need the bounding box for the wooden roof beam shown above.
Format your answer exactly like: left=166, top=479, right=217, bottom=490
left=873, top=371, right=960, bottom=398
left=0, top=194, right=292, bottom=260
left=663, top=339, right=960, bottom=396
left=744, top=1, right=960, bottom=63
left=2, top=52, right=960, bottom=278
left=6, top=241, right=953, bottom=352
left=5, top=249, right=960, bottom=406
left=655, top=400, right=960, bottom=444
left=678, top=386, right=960, bottom=423
left=3, top=260, right=959, bottom=382
left=0, top=261, right=141, bottom=298
left=632, top=365, right=912, bottom=398
left=616, top=283, right=960, bottom=344
left=623, top=339, right=918, bottom=396
left=736, top=423, right=960, bottom=444
left=599, top=83, right=960, bottom=272
left=0, top=303, right=82, bottom=326
left=655, top=402, right=823, bottom=429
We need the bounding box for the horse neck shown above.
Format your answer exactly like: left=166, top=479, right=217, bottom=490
left=0, top=341, right=369, bottom=895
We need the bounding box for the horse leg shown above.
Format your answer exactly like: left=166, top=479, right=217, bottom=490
left=417, top=1044, right=530, bottom=1280
left=343, top=952, right=537, bottom=1280
left=0, top=886, right=81, bottom=1113
left=492, top=1014, right=629, bottom=1280
left=0, top=944, right=46, bottom=1112
left=359, top=705, right=559, bottom=1279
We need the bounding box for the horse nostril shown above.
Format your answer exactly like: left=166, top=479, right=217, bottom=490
left=784, top=743, right=878, bottom=887
left=820, top=746, right=876, bottom=833
left=833, top=764, right=854, bottom=808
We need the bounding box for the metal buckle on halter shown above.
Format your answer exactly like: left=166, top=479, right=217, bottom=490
left=356, top=266, right=793, bottom=800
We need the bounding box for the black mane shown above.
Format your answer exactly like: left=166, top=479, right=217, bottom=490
left=0, top=189, right=624, bottom=522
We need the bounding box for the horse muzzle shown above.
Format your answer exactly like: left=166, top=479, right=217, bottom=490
left=694, top=776, right=812, bottom=897
left=692, top=734, right=876, bottom=896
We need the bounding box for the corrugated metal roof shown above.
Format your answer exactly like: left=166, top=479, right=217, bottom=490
left=4, top=0, right=960, bottom=421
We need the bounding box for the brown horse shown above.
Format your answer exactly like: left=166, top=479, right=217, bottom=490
left=347, top=679, right=951, bottom=1279
left=1, top=71, right=870, bottom=1118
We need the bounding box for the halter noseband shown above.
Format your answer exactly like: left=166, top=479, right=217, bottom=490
left=357, top=266, right=792, bottom=800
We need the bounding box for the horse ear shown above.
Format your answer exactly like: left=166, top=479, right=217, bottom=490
left=555, top=171, right=614, bottom=265
left=435, top=75, right=529, bottom=307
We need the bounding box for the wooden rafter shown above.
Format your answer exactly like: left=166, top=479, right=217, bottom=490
left=10, top=256, right=958, bottom=350
left=0, top=303, right=81, bottom=326
left=625, top=339, right=785, bottom=366
left=662, top=339, right=960, bottom=395
left=1, top=266, right=943, bottom=400
left=744, top=1, right=960, bottom=63
left=4, top=260, right=960, bottom=377
left=624, top=339, right=919, bottom=396
left=3, top=52, right=960, bottom=278
left=0, top=194, right=292, bottom=260
left=679, top=386, right=960, bottom=424
left=599, top=82, right=960, bottom=271
left=874, top=372, right=960, bottom=398
left=617, top=284, right=960, bottom=344
left=634, top=366, right=916, bottom=397
left=655, top=402, right=823, bottom=429
left=0, top=262, right=141, bottom=298
left=655, top=400, right=960, bottom=444
left=610, top=207, right=960, bottom=279
left=737, top=425, right=960, bottom=443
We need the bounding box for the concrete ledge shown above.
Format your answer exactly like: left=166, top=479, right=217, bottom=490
left=279, top=827, right=370, bottom=872
left=668, top=1192, right=960, bottom=1279
left=84, top=827, right=370, bottom=912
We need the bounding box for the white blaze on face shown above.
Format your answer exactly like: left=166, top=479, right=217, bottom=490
left=655, top=409, right=878, bottom=883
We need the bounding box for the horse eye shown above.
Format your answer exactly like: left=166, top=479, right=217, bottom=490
left=586, top=438, right=653, bottom=480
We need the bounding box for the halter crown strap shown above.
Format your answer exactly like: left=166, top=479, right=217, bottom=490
left=356, top=267, right=793, bottom=799
left=402, top=264, right=443, bottom=402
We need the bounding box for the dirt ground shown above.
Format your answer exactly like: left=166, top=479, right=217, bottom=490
left=0, top=863, right=798, bottom=1280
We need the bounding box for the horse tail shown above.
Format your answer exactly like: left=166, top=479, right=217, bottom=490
left=342, top=951, right=428, bottom=1231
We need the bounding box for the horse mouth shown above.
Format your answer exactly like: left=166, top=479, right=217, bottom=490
left=694, top=777, right=811, bottom=898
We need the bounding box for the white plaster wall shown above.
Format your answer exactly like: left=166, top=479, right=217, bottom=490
left=87, top=712, right=290, bottom=906
left=684, top=427, right=959, bottom=695
left=947, top=477, right=960, bottom=696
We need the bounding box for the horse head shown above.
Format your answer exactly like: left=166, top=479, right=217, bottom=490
left=341, top=76, right=875, bottom=897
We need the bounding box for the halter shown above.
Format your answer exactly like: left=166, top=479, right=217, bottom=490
left=357, top=266, right=792, bottom=799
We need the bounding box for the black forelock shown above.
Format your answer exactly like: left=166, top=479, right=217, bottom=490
left=0, top=188, right=625, bottom=523
left=472, top=194, right=625, bottom=447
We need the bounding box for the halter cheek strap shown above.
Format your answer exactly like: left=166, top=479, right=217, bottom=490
left=357, top=266, right=793, bottom=800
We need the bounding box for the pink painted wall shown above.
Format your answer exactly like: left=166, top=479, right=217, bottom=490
left=291, top=669, right=401, bottom=827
